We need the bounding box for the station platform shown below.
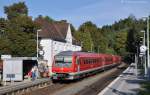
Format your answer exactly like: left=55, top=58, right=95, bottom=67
left=98, top=63, right=145, bottom=95
left=0, top=78, right=50, bottom=94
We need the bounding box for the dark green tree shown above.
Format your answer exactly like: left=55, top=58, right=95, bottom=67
left=4, top=2, right=28, bottom=20
left=0, top=2, right=39, bottom=57
left=74, top=31, right=93, bottom=52
left=114, top=31, right=128, bottom=55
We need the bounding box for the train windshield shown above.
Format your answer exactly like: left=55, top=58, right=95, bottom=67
left=54, top=56, right=72, bottom=67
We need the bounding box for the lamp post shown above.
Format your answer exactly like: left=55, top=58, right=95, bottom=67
left=142, top=16, right=150, bottom=79
left=147, top=16, right=150, bottom=79
left=141, top=30, right=147, bottom=76
left=37, top=29, right=42, bottom=60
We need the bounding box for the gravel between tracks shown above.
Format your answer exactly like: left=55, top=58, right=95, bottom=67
left=24, top=63, right=128, bottom=95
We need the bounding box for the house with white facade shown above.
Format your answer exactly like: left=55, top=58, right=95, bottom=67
left=35, top=18, right=81, bottom=74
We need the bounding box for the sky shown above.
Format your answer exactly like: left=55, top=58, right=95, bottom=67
left=0, top=0, right=150, bottom=28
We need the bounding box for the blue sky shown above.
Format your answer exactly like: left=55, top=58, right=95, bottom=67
left=0, top=0, right=150, bottom=28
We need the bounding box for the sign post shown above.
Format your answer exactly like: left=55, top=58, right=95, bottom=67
left=140, top=45, right=147, bottom=77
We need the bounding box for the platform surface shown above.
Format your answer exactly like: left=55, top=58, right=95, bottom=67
left=98, top=63, right=144, bottom=95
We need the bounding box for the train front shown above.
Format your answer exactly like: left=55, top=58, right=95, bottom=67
left=52, top=51, right=75, bottom=80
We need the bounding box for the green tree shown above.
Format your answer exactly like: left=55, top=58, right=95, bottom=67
left=78, top=21, right=99, bottom=52
left=4, top=2, right=28, bottom=20
left=114, top=31, right=128, bottom=55
left=0, top=2, right=38, bottom=57
left=36, top=15, right=55, bottom=23
left=74, top=31, right=93, bottom=52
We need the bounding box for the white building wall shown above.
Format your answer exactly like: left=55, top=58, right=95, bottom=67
left=40, top=39, right=52, bottom=67
left=40, top=25, right=81, bottom=74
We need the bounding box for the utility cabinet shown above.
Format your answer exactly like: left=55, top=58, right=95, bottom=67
left=3, top=59, right=22, bottom=81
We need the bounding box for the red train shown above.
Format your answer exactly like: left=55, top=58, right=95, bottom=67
left=52, top=51, right=121, bottom=80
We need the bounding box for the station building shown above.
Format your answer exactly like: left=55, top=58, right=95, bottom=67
left=35, top=18, right=81, bottom=74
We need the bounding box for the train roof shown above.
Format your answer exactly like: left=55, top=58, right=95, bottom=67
left=56, top=51, right=75, bottom=56
left=56, top=51, right=104, bottom=56
left=55, top=51, right=121, bottom=58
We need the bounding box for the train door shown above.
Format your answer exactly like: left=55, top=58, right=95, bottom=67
left=76, top=57, right=80, bottom=72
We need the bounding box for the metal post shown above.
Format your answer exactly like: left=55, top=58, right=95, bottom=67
left=143, top=31, right=145, bottom=45
left=135, top=54, right=138, bottom=76
left=37, top=30, right=38, bottom=59
left=143, top=31, right=147, bottom=76
left=147, top=16, right=150, bottom=79
left=37, top=29, right=42, bottom=63
left=136, top=46, right=139, bottom=76
left=141, top=30, right=147, bottom=76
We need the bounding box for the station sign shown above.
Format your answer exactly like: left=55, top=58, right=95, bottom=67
left=1, top=55, right=12, bottom=59
left=39, top=50, right=44, bottom=55
left=140, top=45, right=147, bottom=53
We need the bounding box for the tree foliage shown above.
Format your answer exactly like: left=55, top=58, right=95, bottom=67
left=4, top=2, right=28, bottom=20
left=74, top=30, right=93, bottom=52
left=74, top=15, right=149, bottom=62
left=0, top=2, right=38, bottom=57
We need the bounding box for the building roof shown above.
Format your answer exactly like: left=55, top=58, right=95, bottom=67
left=35, top=18, right=69, bottom=42
left=35, top=18, right=81, bottom=45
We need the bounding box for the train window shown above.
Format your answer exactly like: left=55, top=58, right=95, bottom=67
left=92, top=59, right=94, bottom=64
left=84, top=59, right=85, bottom=64
left=87, top=59, right=89, bottom=64
left=93, top=59, right=95, bottom=64
left=55, top=56, right=72, bottom=67
left=96, top=59, right=98, bottom=63
left=79, top=59, right=82, bottom=64
left=94, top=59, right=96, bottom=63
left=86, top=59, right=88, bottom=64
left=84, top=59, right=86, bottom=64
left=85, top=59, right=87, bottom=64
left=55, top=56, right=64, bottom=62
left=89, top=59, right=91, bottom=64
left=64, top=56, right=72, bottom=63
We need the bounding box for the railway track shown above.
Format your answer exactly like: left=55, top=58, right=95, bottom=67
left=76, top=64, right=127, bottom=95
left=24, top=63, right=128, bottom=95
